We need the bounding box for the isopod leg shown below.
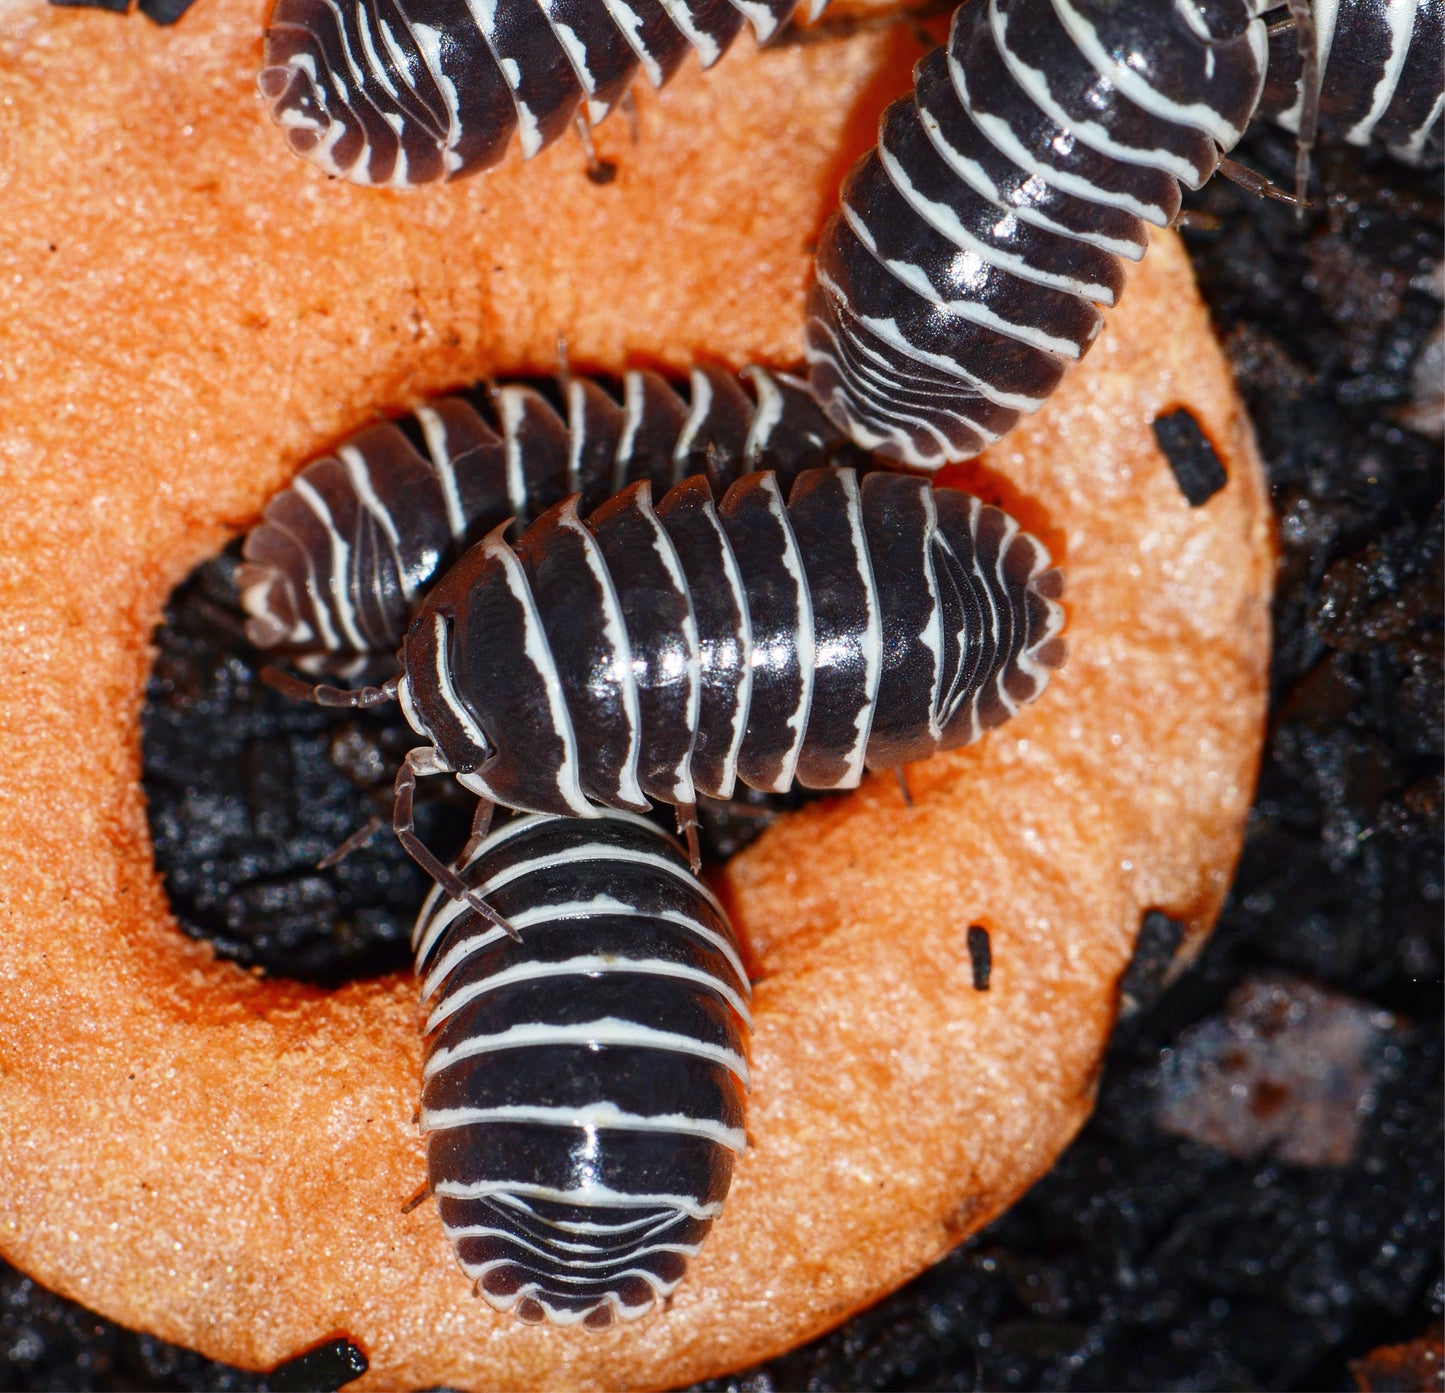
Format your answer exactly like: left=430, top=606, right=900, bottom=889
left=317, top=812, right=387, bottom=869
left=1280, top=0, right=1320, bottom=208
left=676, top=801, right=702, bottom=874
left=393, top=749, right=520, bottom=941
left=618, top=90, right=639, bottom=145
left=458, top=798, right=497, bottom=864
left=574, top=115, right=617, bottom=186
left=260, top=664, right=400, bottom=709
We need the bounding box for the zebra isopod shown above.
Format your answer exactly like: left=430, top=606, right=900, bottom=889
left=238, top=365, right=859, bottom=676
left=1259, top=0, right=1444, bottom=168
left=393, top=462, right=1066, bottom=814
left=412, top=811, right=750, bottom=1327
left=257, top=0, right=828, bottom=186
left=804, top=0, right=1271, bottom=470
left=300, top=460, right=1065, bottom=923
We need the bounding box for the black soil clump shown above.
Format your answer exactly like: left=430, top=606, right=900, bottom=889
left=140, top=544, right=467, bottom=987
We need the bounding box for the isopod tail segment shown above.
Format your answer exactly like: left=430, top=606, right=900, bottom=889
left=803, top=0, right=1274, bottom=470
left=257, top=665, right=522, bottom=939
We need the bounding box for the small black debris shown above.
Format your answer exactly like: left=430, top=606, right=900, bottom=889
left=137, top=0, right=199, bottom=22
left=1153, top=407, right=1229, bottom=506
left=47, top=0, right=130, bottom=12
left=1118, top=910, right=1185, bottom=1018
left=263, top=1336, right=368, bottom=1393
left=966, top=925, right=992, bottom=992
left=47, top=0, right=198, bottom=24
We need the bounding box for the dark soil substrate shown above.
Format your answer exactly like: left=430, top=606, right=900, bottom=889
left=2, top=124, right=1440, bottom=1393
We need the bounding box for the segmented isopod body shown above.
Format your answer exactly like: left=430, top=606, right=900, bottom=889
left=804, top=0, right=1270, bottom=470
left=394, top=464, right=1065, bottom=831
left=1260, top=0, right=1444, bottom=166
left=258, top=0, right=827, bottom=186
left=239, top=366, right=857, bottom=675
left=412, top=811, right=750, bottom=1327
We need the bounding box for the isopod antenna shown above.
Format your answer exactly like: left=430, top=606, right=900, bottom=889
left=258, top=665, right=520, bottom=939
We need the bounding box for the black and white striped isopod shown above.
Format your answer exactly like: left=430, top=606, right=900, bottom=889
left=411, top=811, right=750, bottom=1327
left=267, top=463, right=1064, bottom=917
left=238, top=365, right=858, bottom=675
left=396, top=464, right=1064, bottom=814
left=1259, top=0, right=1444, bottom=169
left=257, top=0, right=827, bottom=186
left=397, top=463, right=1062, bottom=886
left=804, top=0, right=1271, bottom=470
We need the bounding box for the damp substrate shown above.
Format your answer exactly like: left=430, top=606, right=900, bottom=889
left=1, top=129, right=1440, bottom=1393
